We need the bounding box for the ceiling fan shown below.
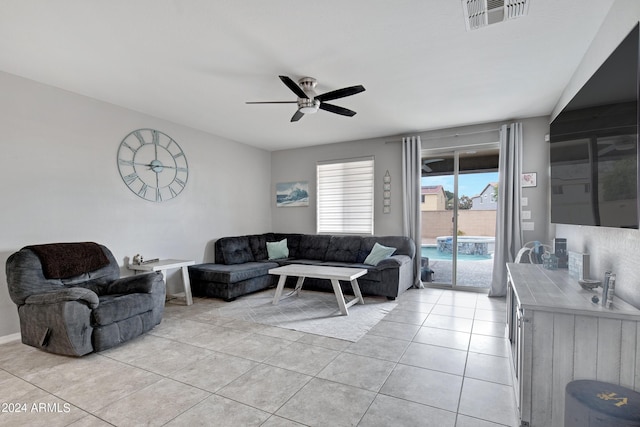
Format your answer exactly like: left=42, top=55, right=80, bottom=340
left=422, top=158, right=445, bottom=173
left=246, top=75, right=365, bottom=122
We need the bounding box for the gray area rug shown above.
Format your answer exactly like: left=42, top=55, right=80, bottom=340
left=215, top=289, right=397, bottom=342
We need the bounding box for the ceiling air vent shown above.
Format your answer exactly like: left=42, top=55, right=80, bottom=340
left=462, top=0, right=530, bottom=31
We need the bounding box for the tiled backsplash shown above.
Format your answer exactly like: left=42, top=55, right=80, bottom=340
left=557, top=224, right=640, bottom=308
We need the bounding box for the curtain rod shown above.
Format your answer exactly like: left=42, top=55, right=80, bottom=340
left=385, top=128, right=501, bottom=143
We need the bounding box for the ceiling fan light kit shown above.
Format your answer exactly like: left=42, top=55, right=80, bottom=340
left=247, top=75, right=365, bottom=122
left=298, top=100, right=320, bottom=114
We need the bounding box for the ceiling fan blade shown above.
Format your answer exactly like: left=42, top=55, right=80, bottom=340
left=316, top=85, right=365, bottom=102
left=319, top=103, right=356, bottom=117
left=291, top=110, right=304, bottom=122
left=246, top=101, right=297, bottom=104
left=279, top=75, right=308, bottom=99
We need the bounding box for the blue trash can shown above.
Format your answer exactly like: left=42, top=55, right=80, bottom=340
left=565, top=380, right=640, bottom=426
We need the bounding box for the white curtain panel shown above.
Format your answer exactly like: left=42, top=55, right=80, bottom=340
left=490, top=123, right=524, bottom=296
left=402, top=135, right=424, bottom=289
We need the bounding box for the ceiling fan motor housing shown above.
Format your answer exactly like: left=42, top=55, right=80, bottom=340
left=298, top=77, right=319, bottom=113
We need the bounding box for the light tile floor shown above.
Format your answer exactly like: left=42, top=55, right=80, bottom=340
left=0, top=287, right=519, bottom=426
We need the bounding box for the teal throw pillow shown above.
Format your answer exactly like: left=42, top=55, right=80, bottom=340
left=364, top=242, right=396, bottom=266
left=267, top=239, right=289, bottom=260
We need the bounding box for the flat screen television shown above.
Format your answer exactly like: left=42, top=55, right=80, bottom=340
left=550, top=24, right=639, bottom=229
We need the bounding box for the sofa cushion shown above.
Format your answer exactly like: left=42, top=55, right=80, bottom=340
left=248, top=234, right=269, bottom=261
left=364, top=242, right=397, bottom=266
left=218, top=236, right=255, bottom=265
left=272, top=233, right=302, bottom=258
left=316, top=261, right=383, bottom=282
left=281, top=259, right=325, bottom=266
left=188, top=262, right=278, bottom=284
left=355, top=249, right=369, bottom=264
left=92, top=293, right=156, bottom=326
left=104, top=273, right=160, bottom=295
left=267, top=239, right=289, bottom=259
left=361, top=236, right=415, bottom=259
left=297, top=235, right=331, bottom=260
left=92, top=310, right=157, bottom=352
left=325, top=236, right=362, bottom=263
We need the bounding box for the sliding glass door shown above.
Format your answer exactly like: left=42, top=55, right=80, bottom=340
left=420, top=145, right=499, bottom=290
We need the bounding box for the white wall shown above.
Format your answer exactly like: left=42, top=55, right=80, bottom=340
left=552, top=0, right=640, bottom=308
left=0, top=71, right=272, bottom=337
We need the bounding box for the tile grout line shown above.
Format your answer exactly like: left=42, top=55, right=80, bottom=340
left=355, top=290, right=450, bottom=426
left=453, top=301, right=477, bottom=426
left=2, top=288, right=514, bottom=427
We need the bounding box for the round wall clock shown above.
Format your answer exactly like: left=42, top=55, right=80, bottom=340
left=117, top=129, right=189, bottom=202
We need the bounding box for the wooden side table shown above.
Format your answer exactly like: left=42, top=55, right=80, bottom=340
left=129, top=259, right=195, bottom=306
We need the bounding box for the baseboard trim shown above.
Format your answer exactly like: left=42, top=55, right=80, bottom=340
left=0, top=333, right=20, bottom=345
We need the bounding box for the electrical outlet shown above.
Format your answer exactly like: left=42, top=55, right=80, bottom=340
left=522, top=221, right=535, bottom=231
left=521, top=210, right=532, bottom=220
left=521, top=197, right=528, bottom=206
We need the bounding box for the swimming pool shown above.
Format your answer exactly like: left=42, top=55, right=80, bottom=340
left=436, top=236, right=495, bottom=256
left=421, top=245, right=493, bottom=261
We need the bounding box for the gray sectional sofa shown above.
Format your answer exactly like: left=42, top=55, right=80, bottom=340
left=188, top=233, right=416, bottom=301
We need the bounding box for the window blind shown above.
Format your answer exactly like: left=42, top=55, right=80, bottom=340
left=317, top=157, right=374, bottom=234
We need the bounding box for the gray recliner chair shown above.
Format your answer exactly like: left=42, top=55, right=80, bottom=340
left=6, top=242, right=165, bottom=356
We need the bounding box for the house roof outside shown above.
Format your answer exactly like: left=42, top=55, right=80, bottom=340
left=422, top=185, right=446, bottom=195
left=472, top=182, right=499, bottom=199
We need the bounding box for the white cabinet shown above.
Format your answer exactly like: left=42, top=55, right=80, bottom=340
left=506, top=263, right=640, bottom=427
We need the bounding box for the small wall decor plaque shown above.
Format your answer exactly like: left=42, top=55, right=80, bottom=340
left=383, top=171, right=391, bottom=214
left=521, top=172, right=537, bottom=188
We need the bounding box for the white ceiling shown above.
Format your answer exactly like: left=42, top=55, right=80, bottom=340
left=0, top=1, right=615, bottom=151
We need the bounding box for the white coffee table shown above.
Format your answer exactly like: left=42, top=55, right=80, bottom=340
left=269, top=264, right=367, bottom=315
left=129, top=259, right=195, bottom=306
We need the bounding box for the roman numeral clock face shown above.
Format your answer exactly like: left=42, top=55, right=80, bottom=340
left=117, top=129, right=189, bottom=202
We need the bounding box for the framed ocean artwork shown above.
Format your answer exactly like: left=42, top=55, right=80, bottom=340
left=276, top=181, right=309, bottom=207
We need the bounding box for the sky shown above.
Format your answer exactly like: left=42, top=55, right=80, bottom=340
left=421, top=172, right=499, bottom=198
